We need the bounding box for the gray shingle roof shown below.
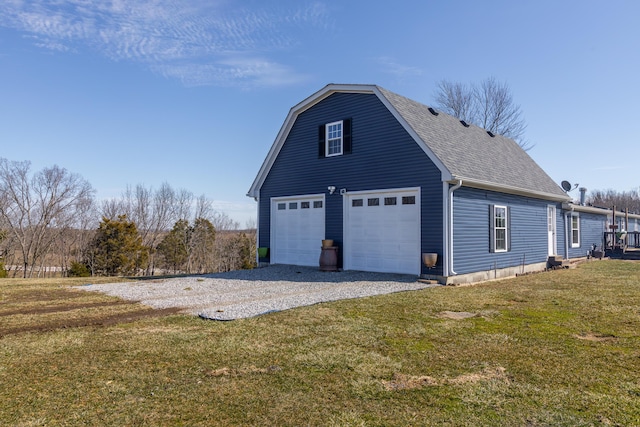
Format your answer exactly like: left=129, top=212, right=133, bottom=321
left=377, top=86, right=569, bottom=199
left=247, top=83, right=570, bottom=201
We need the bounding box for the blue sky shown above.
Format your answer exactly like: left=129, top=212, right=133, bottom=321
left=1, top=0, right=639, bottom=226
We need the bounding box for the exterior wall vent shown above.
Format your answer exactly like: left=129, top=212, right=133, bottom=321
left=428, top=107, right=439, bottom=116
left=460, top=120, right=470, bottom=127
left=487, top=131, right=495, bottom=137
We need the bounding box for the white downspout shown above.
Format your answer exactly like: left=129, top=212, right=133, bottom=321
left=448, top=179, right=463, bottom=275
left=564, top=207, right=572, bottom=260
left=255, top=195, right=260, bottom=266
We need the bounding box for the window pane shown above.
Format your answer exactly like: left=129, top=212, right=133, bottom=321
left=571, top=214, right=580, bottom=245
left=289, top=202, right=297, bottom=209
left=352, top=199, right=363, bottom=207
left=402, top=196, right=416, bottom=205
left=301, top=201, right=310, bottom=209
left=313, top=201, right=323, bottom=208
left=326, top=121, right=343, bottom=156
left=384, top=197, right=397, bottom=206
left=328, top=139, right=341, bottom=155
left=368, top=198, right=379, bottom=206
left=495, top=207, right=506, bottom=228
left=278, top=203, right=286, bottom=210
left=495, top=229, right=506, bottom=251
left=327, top=123, right=341, bottom=139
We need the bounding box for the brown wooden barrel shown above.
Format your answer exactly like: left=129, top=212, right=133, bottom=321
left=319, top=246, right=338, bottom=271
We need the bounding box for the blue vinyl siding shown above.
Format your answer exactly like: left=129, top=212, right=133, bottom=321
left=566, top=211, right=606, bottom=258
left=452, top=187, right=555, bottom=274
left=259, top=92, right=444, bottom=275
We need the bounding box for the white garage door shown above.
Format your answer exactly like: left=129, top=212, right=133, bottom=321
left=271, top=195, right=325, bottom=267
left=344, top=188, right=420, bottom=275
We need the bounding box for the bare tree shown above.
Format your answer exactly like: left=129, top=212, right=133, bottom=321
left=211, top=210, right=239, bottom=232
left=434, top=77, right=531, bottom=150
left=175, top=188, right=194, bottom=221
left=0, top=159, right=94, bottom=277
left=101, top=198, right=126, bottom=220
left=194, top=194, right=213, bottom=221
left=588, top=188, right=640, bottom=214
left=56, top=195, right=98, bottom=276
left=245, top=217, right=256, bottom=230
left=434, top=80, right=475, bottom=124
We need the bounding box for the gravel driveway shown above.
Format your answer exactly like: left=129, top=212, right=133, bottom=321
left=79, top=265, right=438, bottom=320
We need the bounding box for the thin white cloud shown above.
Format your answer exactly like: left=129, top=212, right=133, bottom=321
left=0, top=0, right=328, bottom=88
left=376, top=56, right=424, bottom=78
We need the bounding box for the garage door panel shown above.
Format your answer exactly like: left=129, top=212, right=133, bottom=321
left=272, top=196, right=324, bottom=267
left=345, top=189, right=420, bottom=275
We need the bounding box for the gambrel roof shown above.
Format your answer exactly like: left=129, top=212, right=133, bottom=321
left=248, top=84, right=570, bottom=202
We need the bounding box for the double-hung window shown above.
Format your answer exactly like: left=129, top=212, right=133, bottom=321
left=319, top=118, right=351, bottom=158
left=326, top=121, right=343, bottom=157
left=571, top=213, right=580, bottom=247
left=494, top=205, right=508, bottom=252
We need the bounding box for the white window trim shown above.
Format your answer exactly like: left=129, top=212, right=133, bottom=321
left=325, top=120, right=343, bottom=157
left=571, top=212, right=580, bottom=248
left=494, top=205, right=508, bottom=253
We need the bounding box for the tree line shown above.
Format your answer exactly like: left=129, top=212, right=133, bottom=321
left=0, top=158, right=255, bottom=278
left=588, top=189, right=640, bottom=214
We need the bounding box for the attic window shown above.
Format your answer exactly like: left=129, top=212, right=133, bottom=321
left=319, top=119, right=352, bottom=158
left=428, top=107, right=439, bottom=116
left=487, top=131, right=495, bottom=137
left=460, top=120, right=470, bottom=127
left=326, top=121, right=343, bottom=157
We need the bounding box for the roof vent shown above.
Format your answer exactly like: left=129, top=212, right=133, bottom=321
left=460, top=120, right=469, bottom=127
left=428, top=107, right=439, bottom=116
left=487, top=131, right=495, bottom=137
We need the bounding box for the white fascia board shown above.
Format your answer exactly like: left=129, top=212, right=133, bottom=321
left=562, top=203, right=640, bottom=219
left=452, top=177, right=571, bottom=203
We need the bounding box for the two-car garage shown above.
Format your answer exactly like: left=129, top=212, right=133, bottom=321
left=270, top=188, right=421, bottom=275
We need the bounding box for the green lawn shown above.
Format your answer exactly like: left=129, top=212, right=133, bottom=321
left=1, top=261, right=639, bottom=426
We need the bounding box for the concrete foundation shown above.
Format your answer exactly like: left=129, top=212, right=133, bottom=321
left=421, top=261, right=550, bottom=285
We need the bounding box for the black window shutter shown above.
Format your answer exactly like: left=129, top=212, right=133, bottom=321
left=489, top=205, right=495, bottom=253
left=507, top=206, right=512, bottom=252
left=343, top=118, right=352, bottom=154
left=318, top=124, right=326, bottom=158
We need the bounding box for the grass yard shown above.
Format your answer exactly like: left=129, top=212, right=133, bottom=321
left=1, top=261, right=639, bottom=426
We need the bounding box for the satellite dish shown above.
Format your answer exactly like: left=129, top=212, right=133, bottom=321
left=561, top=180, right=572, bottom=192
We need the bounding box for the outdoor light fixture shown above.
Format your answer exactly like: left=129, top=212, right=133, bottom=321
left=328, top=186, right=336, bottom=194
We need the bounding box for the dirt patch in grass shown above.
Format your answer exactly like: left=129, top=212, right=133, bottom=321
left=0, top=287, right=180, bottom=337
left=204, top=365, right=283, bottom=377
left=575, top=333, right=618, bottom=342
left=437, top=311, right=478, bottom=320
left=0, top=307, right=180, bottom=337
left=3, top=288, right=88, bottom=304
left=0, top=300, right=138, bottom=317
left=383, top=366, right=508, bottom=391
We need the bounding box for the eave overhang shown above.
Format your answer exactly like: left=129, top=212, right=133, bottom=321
left=449, top=177, right=571, bottom=203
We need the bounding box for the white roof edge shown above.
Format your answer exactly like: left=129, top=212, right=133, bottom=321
left=247, top=83, right=453, bottom=197
left=562, top=202, right=640, bottom=219
left=451, top=177, right=571, bottom=202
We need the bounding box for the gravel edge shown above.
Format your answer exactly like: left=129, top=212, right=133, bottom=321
left=77, top=265, right=439, bottom=320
